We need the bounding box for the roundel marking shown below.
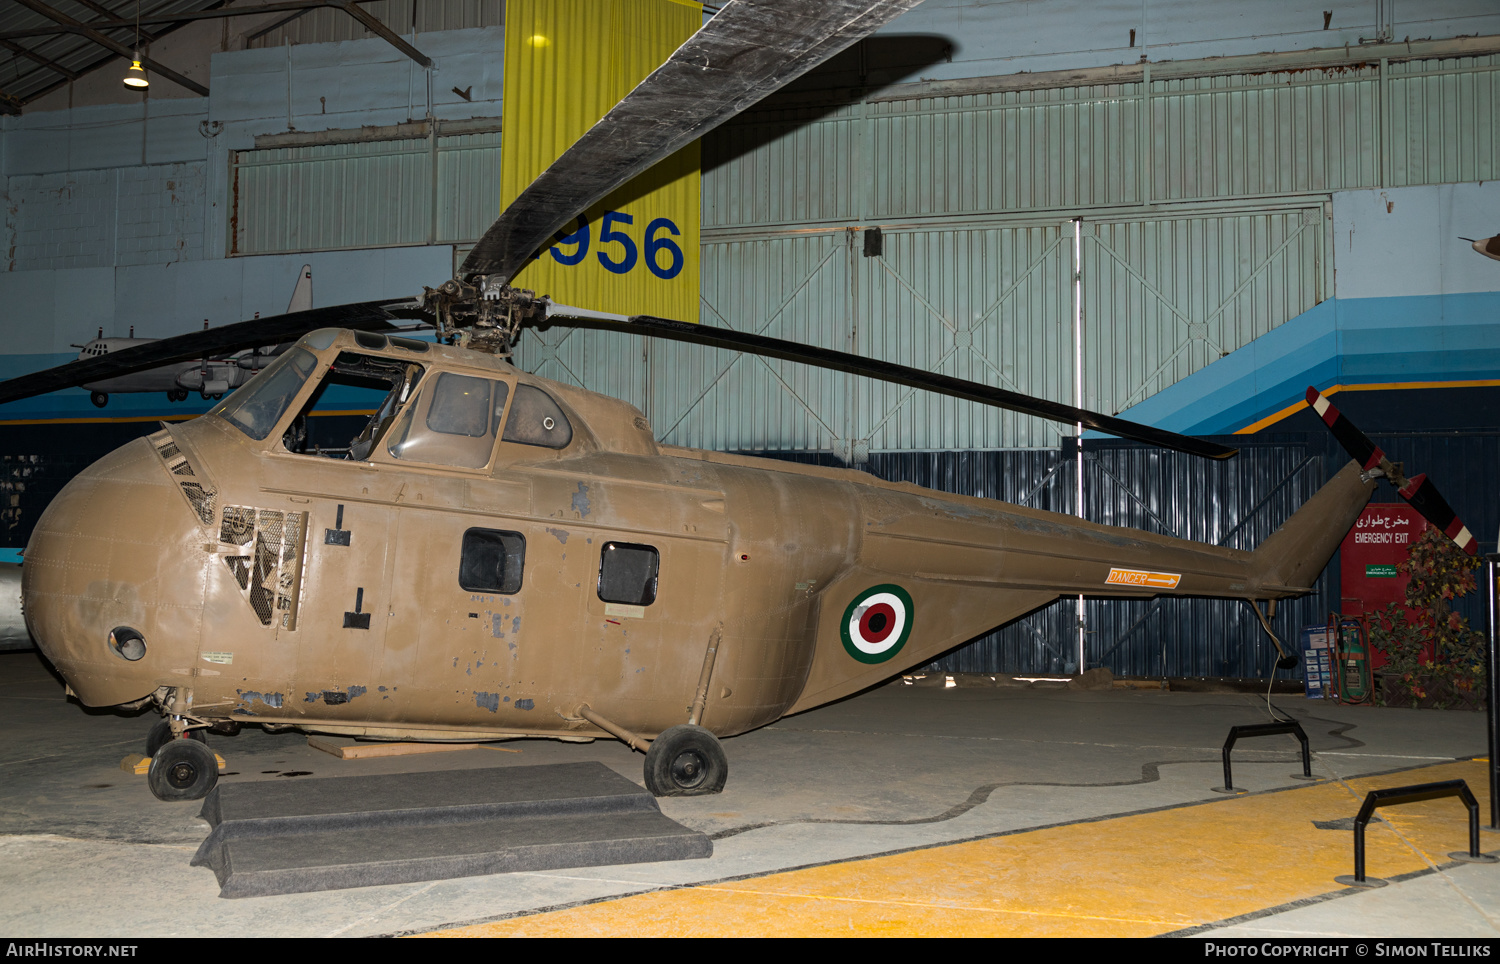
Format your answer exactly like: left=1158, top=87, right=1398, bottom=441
left=840, top=584, right=914, bottom=664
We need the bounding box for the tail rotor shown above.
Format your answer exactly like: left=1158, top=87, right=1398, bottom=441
left=1305, top=386, right=1475, bottom=555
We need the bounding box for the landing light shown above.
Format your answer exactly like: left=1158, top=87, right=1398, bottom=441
left=109, top=627, right=146, bottom=661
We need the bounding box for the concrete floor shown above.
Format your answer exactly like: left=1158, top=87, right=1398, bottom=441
left=1, top=648, right=1495, bottom=937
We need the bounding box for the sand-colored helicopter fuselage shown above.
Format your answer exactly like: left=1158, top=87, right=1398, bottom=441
left=22, top=328, right=1374, bottom=794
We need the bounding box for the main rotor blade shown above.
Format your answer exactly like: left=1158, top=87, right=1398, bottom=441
left=542, top=308, right=1239, bottom=460
left=461, top=0, right=924, bottom=282
left=1305, top=386, right=1476, bottom=554
left=0, top=301, right=410, bottom=407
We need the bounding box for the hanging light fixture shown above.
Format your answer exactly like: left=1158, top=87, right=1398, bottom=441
left=122, top=1, right=148, bottom=89
left=123, top=51, right=148, bottom=88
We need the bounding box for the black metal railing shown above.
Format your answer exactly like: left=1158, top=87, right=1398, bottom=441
left=1214, top=720, right=1313, bottom=793
left=1336, top=779, right=1498, bottom=887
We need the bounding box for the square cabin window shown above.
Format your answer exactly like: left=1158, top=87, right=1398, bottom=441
left=459, top=528, right=525, bottom=594
left=598, top=542, right=659, bottom=606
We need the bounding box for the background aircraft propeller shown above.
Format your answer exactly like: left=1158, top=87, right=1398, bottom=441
left=1305, top=386, right=1475, bottom=554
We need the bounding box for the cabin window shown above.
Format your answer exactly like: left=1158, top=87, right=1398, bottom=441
left=279, top=352, right=424, bottom=458
left=459, top=528, right=525, bottom=594
left=386, top=373, right=510, bottom=469
left=598, top=542, right=659, bottom=606
left=502, top=384, right=573, bottom=449
left=214, top=347, right=319, bottom=441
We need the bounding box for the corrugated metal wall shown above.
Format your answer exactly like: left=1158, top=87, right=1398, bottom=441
left=246, top=0, right=506, bottom=49
left=231, top=131, right=501, bottom=255
left=513, top=52, right=1492, bottom=452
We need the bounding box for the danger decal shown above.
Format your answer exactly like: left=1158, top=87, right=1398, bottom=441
left=840, top=584, right=915, bottom=664
left=1104, top=567, right=1181, bottom=590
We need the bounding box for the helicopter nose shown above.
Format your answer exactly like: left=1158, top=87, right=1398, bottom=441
left=24, top=432, right=209, bottom=707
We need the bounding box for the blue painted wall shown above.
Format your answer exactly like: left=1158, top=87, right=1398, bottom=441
left=1117, top=182, right=1500, bottom=436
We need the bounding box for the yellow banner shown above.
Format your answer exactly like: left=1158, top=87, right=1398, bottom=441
left=501, top=0, right=701, bottom=321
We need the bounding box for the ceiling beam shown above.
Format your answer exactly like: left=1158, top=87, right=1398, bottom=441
left=8, top=0, right=209, bottom=96
left=70, top=0, right=161, bottom=45
left=0, top=36, right=81, bottom=81
left=0, top=0, right=433, bottom=68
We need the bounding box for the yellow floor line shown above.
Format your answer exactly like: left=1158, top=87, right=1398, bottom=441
left=420, top=760, right=1494, bottom=938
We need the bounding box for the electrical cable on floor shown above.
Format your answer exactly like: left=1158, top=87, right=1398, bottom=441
left=1250, top=599, right=1297, bottom=724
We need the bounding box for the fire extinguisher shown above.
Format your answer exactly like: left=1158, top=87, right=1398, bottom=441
left=1329, top=615, right=1373, bottom=705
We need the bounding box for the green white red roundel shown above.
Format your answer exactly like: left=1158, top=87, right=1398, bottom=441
left=840, top=584, right=915, bottom=664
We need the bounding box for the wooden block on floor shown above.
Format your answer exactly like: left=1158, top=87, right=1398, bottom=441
left=306, top=736, right=520, bottom=759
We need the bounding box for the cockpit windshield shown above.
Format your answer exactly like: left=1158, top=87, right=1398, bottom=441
left=212, top=347, right=319, bottom=441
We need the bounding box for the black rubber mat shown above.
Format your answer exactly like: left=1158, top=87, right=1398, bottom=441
left=192, top=762, right=711, bottom=898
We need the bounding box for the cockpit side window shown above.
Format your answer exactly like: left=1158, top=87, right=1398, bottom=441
left=385, top=372, right=510, bottom=469
left=279, top=352, right=424, bottom=459
left=213, top=347, right=319, bottom=441
left=501, top=384, right=573, bottom=449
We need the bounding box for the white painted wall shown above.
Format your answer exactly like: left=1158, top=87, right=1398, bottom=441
left=883, top=0, right=1500, bottom=80
left=1333, top=183, right=1500, bottom=300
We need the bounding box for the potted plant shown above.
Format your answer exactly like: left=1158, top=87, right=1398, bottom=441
left=1368, top=526, right=1486, bottom=710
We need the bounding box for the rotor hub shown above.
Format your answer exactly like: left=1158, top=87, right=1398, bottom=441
left=417, top=277, right=549, bottom=357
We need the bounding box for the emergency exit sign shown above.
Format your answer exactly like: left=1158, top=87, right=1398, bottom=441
left=1365, top=564, right=1399, bottom=577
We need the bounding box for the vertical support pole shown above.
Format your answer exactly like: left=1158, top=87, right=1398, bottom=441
left=1377, top=56, right=1388, bottom=189
left=1140, top=62, right=1151, bottom=207
left=1488, top=555, right=1498, bottom=829
left=1073, top=217, right=1085, bottom=673
left=428, top=120, right=439, bottom=245
left=285, top=42, right=294, bottom=132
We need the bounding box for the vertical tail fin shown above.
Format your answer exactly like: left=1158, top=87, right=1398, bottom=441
left=1249, top=460, right=1375, bottom=595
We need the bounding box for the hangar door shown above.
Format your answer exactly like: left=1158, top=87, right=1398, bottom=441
left=520, top=200, right=1326, bottom=457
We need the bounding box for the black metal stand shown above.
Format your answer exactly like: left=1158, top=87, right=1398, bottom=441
left=1334, top=779, right=1498, bottom=888
left=1212, top=720, right=1314, bottom=794
left=1487, top=555, right=1499, bottom=832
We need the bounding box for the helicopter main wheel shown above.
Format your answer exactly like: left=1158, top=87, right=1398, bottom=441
left=145, top=719, right=207, bottom=758
left=147, top=737, right=219, bottom=801
left=643, top=724, right=727, bottom=797
left=90, top=392, right=108, bottom=408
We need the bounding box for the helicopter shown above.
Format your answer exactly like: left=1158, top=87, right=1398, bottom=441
left=0, top=0, right=1476, bottom=804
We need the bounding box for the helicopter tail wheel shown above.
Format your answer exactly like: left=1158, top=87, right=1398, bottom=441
left=89, top=392, right=108, bottom=408
left=147, top=737, right=219, bottom=801
left=643, top=724, right=727, bottom=797
left=144, top=719, right=206, bottom=758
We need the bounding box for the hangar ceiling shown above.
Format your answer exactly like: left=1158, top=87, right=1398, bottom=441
left=0, top=0, right=443, bottom=111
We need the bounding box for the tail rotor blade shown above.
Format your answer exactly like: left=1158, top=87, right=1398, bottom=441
left=1305, top=386, right=1476, bottom=555
left=1396, top=472, right=1477, bottom=555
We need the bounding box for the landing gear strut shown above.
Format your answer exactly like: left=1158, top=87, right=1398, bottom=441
left=145, top=719, right=205, bottom=758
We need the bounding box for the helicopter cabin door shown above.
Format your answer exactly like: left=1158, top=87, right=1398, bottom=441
left=568, top=475, right=730, bottom=734
left=241, top=344, right=425, bottom=718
